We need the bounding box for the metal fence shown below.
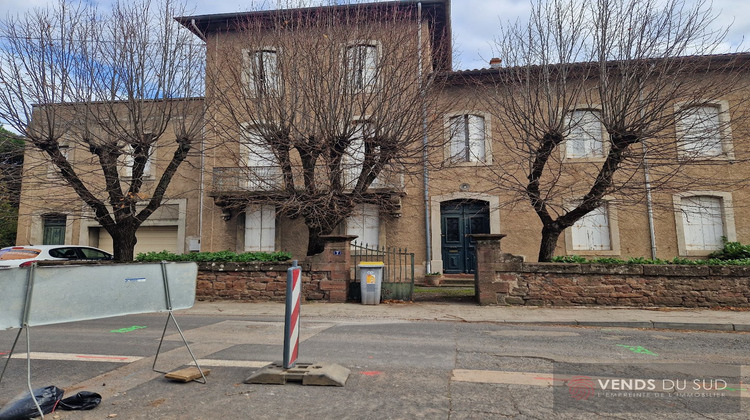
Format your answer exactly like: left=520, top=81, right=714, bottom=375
left=350, top=241, right=414, bottom=301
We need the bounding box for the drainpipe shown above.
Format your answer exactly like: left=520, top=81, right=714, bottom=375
left=642, top=141, right=657, bottom=259
left=418, top=2, right=432, bottom=274
left=191, top=19, right=207, bottom=250
left=639, top=89, right=657, bottom=259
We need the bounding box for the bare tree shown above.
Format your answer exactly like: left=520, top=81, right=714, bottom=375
left=472, top=0, right=749, bottom=261
left=0, top=0, right=204, bottom=260
left=202, top=3, right=447, bottom=255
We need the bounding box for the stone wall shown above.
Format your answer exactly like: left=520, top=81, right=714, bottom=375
left=473, top=234, right=750, bottom=307
left=196, top=262, right=328, bottom=302
left=195, top=235, right=355, bottom=303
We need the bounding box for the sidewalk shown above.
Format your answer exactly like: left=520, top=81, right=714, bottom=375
left=184, top=301, right=750, bottom=332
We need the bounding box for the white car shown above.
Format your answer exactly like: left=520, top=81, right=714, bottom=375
left=0, top=245, right=113, bottom=268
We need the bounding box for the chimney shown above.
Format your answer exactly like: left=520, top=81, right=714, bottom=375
left=489, top=57, right=502, bottom=69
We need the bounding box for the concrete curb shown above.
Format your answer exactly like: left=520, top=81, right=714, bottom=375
left=184, top=302, right=750, bottom=333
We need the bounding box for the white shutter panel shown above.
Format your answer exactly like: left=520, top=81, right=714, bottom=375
left=467, top=115, right=486, bottom=162
left=571, top=205, right=611, bottom=250
left=682, top=196, right=723, bottom=250
left=245, top=205, right=276, bottom=252
left=449, top=116, right=466, bottom=162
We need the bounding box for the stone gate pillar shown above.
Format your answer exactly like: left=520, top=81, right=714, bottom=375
left=470, top=234, right=523, bottom=305
left=307, top=235, right=357, bottom=303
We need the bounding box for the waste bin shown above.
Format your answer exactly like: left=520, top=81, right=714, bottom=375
left=359, top=261, right=384, bottom=305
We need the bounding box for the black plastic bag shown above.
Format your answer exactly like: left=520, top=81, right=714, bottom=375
left=0, top=386, right=64, bottom=420
left=58, top=391, right=101, bottom=411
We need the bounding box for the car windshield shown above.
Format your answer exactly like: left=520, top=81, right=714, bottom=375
left=0, top=248, right=41, bottom=260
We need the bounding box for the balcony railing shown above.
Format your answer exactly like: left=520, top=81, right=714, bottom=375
left=212, top=165, right=403, bottom=194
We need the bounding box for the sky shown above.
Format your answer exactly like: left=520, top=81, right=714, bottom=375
left=2, top=0, right=749, bottom=70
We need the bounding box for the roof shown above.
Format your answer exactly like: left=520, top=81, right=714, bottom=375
left=175, top=0, right=452, bottom=72
left=441, top=52, right=750, bottom=85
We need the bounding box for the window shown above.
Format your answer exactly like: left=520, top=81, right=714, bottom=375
left=674, top=192, right=736, bottom=256
left=677, top=105, right=724, bottom=157
left=448, top=114, right=486, bottom=163
left=347, top=204, right=380, bottom=247
left=345, top=43, right=378, bottom=90
left=564, top=200, right=621, bottom=255
left=565, top=109, right=605, bottom=159
left=244, top=205, right=276, bottom=252
left=240, top=125, right=280, bottom=190
left=244, top=49, right=280, bottom=95
left=571, top=204, right=611, bottom=251
left=124, top=143, right=153, bottom=178
left=681, top=196, right=724, bottom=251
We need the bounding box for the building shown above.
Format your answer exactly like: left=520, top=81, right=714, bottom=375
left=15, top=0, right=750, bottom=277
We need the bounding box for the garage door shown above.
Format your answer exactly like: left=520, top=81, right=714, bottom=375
left=97, top=226, right=178, bottom=255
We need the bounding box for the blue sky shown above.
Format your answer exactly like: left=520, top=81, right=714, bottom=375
left=3, top=0, right=749, bottom=70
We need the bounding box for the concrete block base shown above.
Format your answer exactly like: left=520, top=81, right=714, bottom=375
left=244, top=362, right=350, bottom=387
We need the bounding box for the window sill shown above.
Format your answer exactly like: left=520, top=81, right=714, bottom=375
left=568, top=249, right=620, bottom=256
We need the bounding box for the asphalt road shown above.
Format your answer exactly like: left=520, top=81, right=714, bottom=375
left=0, top=311, right=748, bottom=419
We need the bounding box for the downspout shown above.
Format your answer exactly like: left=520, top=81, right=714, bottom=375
left=642, top=141, right=657, bottom=259
left=639, top=89, right=657, bottom=259
left=192, top=19, right=207, bottom=250
left=418, top=2, right=432, bottom=274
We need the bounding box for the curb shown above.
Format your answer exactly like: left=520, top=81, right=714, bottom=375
left=508, top=320, right=744, bottom=332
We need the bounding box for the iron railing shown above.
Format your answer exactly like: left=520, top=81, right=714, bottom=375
left=350, top=240, right=414, bottom=301
left=212, top=165, right=403, bottom=194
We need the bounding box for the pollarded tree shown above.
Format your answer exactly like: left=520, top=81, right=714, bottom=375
left=0, top=0, right=204, bottom=260
left=194, top=2, right=449, bottom=255
left=473, top=0, right=749, bottom=261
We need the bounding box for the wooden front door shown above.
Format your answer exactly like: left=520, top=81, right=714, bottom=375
left=440, top=200, right=490, bottom=274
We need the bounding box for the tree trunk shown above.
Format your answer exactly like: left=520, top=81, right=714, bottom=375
left=538, top=225, right=564, bottom=262
left=110, top=228, right=138, bottom=262
left=306, top=226, right=326, bottom=256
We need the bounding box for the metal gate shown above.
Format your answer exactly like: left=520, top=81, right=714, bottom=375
left=350, top=241, right=414, bottom=301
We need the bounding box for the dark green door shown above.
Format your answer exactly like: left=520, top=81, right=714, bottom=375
left=43, top=215, right=66, bottom=245
left=440, top=200, right=490, bottom=274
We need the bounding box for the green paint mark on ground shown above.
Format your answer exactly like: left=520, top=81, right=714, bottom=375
left=616, top=344, right=658, bottom=356
left=110, top=326, right=147, bottom=333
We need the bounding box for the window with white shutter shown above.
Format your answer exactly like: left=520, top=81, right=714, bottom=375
left=240, top=125, right=281, bottom=190
left=244, top=49, right=280, bottom=96
left=677, top=105, right=723, bottom=157
left=571, top=204, right=612, bottom=251
left=347, top=204, right=380, bottom=247
left=565, top=109, right=604, bottom=159
left=448, top=114, right=486, bottom=163
left=681, top=195, right=724, bottom=251
left=345, top=43, right=378, bottom=90
left=244, top=204, right=276, bottom=252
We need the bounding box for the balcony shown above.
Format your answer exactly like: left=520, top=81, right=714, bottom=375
left=211, top=165, right=404, bottom=194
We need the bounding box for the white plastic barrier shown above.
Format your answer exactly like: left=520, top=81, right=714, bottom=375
left=0, top=262, right=197, bottom=330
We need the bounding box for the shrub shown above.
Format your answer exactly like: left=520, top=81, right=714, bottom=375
left=136, top=250, right=292, bottom=263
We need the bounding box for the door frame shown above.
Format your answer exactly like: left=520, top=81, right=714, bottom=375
left=430, top=192, right=500, bottom=273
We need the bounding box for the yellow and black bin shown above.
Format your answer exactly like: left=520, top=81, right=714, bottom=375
left=358, top=261, right=384, bottom=305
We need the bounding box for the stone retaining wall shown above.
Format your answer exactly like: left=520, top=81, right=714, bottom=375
left=195, top=235, right=355, bottom=303
left=196, top=262, right=328, bottom=302
left=472, top=234, right=750, bottom=307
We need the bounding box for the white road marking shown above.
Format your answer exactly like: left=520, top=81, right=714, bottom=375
left=196, top=359, right=271, bottom=368
left=8, top=351, right=142, bottom=363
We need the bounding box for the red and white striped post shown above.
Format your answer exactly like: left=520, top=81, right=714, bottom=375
left=283, top=260, right=302, bottom=369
